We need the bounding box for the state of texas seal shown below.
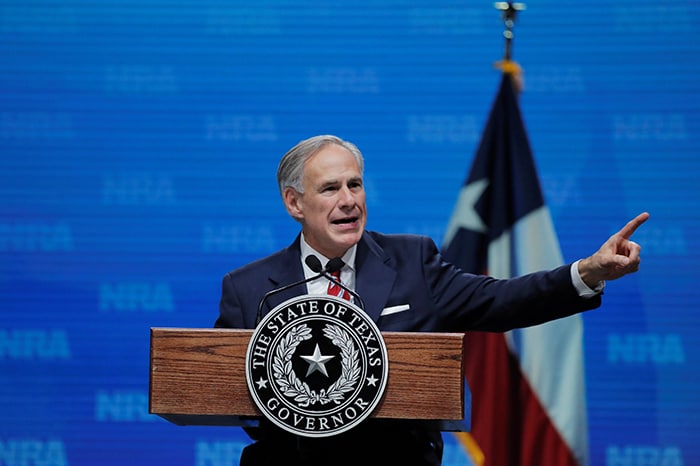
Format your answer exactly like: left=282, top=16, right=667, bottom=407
left=245, top=294, right=388, bottom=437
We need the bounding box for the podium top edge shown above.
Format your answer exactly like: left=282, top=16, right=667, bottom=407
left=150, top=327, right=465, bottom=339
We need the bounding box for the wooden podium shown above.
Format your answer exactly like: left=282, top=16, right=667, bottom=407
left=149, top=327, right=470, bottom=431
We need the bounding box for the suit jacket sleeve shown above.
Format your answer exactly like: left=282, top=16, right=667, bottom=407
left=415, top=234, right=601, bottom=332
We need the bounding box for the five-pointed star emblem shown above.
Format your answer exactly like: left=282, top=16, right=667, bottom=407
left=442, top=178, right=489, bottom=246
left=300, top=344, right=335, bottom=377
left=255, top=377, right=268, bottom=389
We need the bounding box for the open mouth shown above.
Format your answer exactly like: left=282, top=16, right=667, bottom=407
left=332, top=217, right=358, bottom=225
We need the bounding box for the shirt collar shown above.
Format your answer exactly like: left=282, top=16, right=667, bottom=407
left=300, top=233, right=356, bottom=274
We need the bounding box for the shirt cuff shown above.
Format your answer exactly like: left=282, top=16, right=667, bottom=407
left=571, top=259, right=605, bottom=298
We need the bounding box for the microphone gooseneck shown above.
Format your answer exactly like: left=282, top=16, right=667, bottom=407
left=256, top=255, right=366, bottom=326
left=316, top=256, right=365, bottom=310
left=256, top=255, right=323, bottom=325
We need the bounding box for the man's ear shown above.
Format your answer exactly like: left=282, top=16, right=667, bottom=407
left=283, top=187, right=303, bottom=220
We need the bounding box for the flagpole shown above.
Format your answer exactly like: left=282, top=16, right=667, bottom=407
left=495, top=1, right=525, bottom=60
left=494, top=2, right=526, bottom=90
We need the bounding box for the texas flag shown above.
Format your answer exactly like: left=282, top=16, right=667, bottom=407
left=442, top=69, right=589, bottom=466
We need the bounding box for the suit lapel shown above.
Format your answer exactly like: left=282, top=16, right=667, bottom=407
left=355, top=233, right=396, bottom=323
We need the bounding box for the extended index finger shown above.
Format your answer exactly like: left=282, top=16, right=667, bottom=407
left=618, top=212, right=650, bottom=239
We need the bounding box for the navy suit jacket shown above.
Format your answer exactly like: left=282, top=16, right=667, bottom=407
left=215, top=230, right=600, bottom=332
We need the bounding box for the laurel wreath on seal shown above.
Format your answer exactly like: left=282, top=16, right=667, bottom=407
left=272, top=323, right=360, bottom=407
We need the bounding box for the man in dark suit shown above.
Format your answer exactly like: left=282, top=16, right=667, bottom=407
left=215, top=134, right=648, bottom=466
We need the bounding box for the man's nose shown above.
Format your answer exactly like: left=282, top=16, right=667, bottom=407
left=338, top=186, right=355, bottom=205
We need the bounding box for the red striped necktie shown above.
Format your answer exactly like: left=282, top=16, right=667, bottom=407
left=327, top=270, right=351, bottom=301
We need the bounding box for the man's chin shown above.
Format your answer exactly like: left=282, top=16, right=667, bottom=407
left=331, top=231, right=362, bottom=250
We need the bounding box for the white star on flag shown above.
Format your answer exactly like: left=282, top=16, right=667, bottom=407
left=442, top=179, right=489, bottom=246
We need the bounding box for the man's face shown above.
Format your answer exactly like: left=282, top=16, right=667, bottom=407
left=283, top=144, right=367, bottom=259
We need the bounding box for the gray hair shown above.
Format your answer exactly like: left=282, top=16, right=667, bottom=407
left=276, top=134, right=365, bottom=196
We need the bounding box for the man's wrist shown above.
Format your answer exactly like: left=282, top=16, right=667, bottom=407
left=571, top=259, right=605, bottom=298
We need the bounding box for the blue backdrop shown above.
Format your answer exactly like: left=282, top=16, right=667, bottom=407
left=1, top=1, right=698, bottom=465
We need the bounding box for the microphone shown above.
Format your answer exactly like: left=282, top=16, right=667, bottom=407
left=255, top=255, right=350, bottom=325
left=306, top=255, right=365, bottom=311
left=305, top=255, right=343, bottom=275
